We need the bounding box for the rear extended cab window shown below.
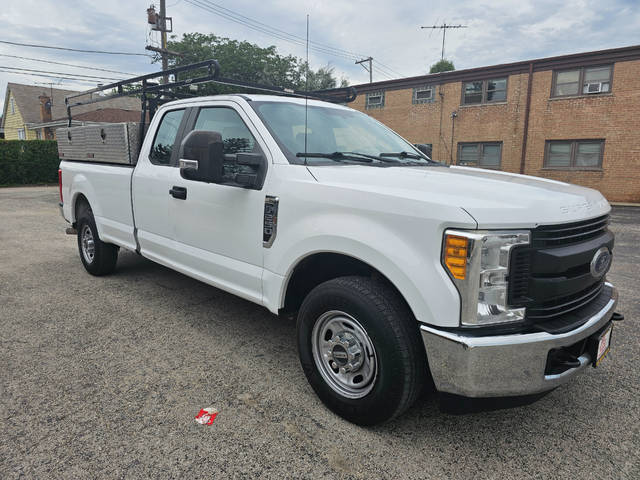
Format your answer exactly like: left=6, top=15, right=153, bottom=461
left=149, top=108, right=186, bottom=166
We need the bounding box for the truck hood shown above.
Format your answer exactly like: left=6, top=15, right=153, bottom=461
left=307, top=165, right=610, bottom=227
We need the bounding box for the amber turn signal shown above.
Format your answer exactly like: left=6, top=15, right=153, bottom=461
left=444, top=235, right=468, bottom=280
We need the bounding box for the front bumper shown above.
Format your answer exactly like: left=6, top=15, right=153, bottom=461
left=421, top=282, right=618, bottom=398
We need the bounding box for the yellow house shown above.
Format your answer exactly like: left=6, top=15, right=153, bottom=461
left=1, top=83, right=142, bottom=140
left=4, top=89, right=38, bottom=140
left=1, top=83, right=82, bottom=140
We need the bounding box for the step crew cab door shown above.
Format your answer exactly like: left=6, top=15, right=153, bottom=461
left=132, top=107, right=189, bottom=264
left=167, top=101, right=270, bottom=304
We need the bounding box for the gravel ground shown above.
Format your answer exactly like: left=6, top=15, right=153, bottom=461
left=1, top=186, right=638, bottom=479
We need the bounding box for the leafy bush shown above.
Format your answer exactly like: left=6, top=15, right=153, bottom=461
left=0, top=140, right=60, bottom=186
left=429, top=59, right=455, bottom=73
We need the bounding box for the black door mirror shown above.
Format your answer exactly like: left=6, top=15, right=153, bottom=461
left=179, top=130, right=268, bottom=190
left=414, top=143, right=432, bottom=158
left=179, top=130, right=225, bottom=183
left=234, top=152, right=267, bottom=189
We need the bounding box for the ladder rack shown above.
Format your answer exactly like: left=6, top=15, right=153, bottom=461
left=65, top=59, right=357, bottom=145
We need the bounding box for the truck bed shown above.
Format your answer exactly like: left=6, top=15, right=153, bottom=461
left=60, top=160, right=137, bottom=251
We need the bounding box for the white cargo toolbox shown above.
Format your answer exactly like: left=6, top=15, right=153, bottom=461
left=57, top=122, right=141, bottom=165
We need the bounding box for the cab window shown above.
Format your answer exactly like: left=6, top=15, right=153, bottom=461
left=194, top=107, right=260, bottom=154
left=149, top=109, right=186, bottom=165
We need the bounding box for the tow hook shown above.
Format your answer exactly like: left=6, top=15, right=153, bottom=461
left=65, top=227, right=77, bottom=235
left=612, top=312, right=624, bottom=322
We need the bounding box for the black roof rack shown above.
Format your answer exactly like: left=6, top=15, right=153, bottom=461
left=64, top=59, right=357, bottom=144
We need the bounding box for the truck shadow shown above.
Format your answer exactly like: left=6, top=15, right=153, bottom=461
left=111, top=249, right=612, bottom=450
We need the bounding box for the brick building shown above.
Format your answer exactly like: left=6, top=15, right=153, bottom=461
left=335, top=45, right=640, bottom=203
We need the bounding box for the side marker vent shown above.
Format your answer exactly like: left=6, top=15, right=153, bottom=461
left=263, top=196, right=279, bottom=248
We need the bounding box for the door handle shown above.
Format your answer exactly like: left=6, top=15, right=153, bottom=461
left=169, top=186, right=187, bottom=200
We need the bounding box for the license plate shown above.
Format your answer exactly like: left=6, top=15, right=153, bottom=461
left=594, top=325, right=613, bottom=367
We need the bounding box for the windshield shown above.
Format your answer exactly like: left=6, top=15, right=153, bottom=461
left=250, top=100, right=436, bottom=165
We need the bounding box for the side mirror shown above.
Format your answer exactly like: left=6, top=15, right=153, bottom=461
left=179, top=130, right=268, bottom=189
left=179, top=130, right=225, bottom=183
left=414, top=143, right=432, bottom=158
left=234, top=152, right=267, bottom=189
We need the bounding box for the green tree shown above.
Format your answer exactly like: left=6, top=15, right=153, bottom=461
left=158, top=33, right=347, bottom=94
left=429, top=59, right=455, bottom=74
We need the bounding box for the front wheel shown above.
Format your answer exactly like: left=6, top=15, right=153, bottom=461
left=297, top=276, right=427, bottom=425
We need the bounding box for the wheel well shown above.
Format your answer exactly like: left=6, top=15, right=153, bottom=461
left=281, top=252, right=409, bottom=316
left=73, top=194, right=90, bottom=226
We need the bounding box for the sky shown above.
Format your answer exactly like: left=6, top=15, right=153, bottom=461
left=1, top=0, right=639, bottom=116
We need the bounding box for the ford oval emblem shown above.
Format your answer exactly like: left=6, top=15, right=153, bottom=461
left=590, top=247, right=611, bottom=278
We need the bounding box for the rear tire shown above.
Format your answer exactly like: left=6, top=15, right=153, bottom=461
left=76, top=205, right=118, bottom=276
left=297, top=276, right=427, bottom=425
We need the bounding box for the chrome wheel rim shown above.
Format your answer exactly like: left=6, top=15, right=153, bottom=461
left=311, top=310, right=378, bottom=399
left=80, top=224, right=95, bottom=264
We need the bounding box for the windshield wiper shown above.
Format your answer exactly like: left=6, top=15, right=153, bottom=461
left=296, top=151, right=393, bottom=163
left=379, top=151, right=442, bottom=165
left=380, top=151, right=424, bottom=159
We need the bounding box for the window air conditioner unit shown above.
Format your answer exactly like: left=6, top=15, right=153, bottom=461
left=416, top=89, right=433, bottom=100
left=586, top=82, right=603, bottom=94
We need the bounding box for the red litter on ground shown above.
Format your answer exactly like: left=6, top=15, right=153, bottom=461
left=195, top=407, right=218, bottom=425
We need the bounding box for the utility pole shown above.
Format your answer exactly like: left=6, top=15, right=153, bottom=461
left=146, top=2, right=175, bottom=83
left=355, top=57, right=373, bottom=83
left=159, top=0, right=168, bottom=82
left=420, top=23, right=467, bottom=60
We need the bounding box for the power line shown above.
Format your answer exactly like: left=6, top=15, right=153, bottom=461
left=195, top=0, right=367, bottom=59
left=0, top=69, right=115, bottom=84
left=373, top=60, right=404, bottom=78
left=371, top=62, right=398, bottom=80
left=0, top=53, right=138, bottom=76
left=183, top=0, right=405, bottom=77
left=0, top=39, right=152, bottom=57
left=185, top=0, right=356, bottom=62
left=0, top=65, right=125, bottom=81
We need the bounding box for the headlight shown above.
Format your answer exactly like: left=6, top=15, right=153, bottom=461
left=443, top=230, right=530, bottom=326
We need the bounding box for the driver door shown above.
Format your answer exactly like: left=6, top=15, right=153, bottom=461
left=167, top=102, right=269, bottom=304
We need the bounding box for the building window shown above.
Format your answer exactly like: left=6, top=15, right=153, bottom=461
left=544, top=140, right=604, bottom=169
left=10, top=97, right=15, bottom=114
left=457, top=142, right=502, bottom=169
left=365, top=91, right=385, bottom=109
left=462, top=78, right=507, bottom=105
left=36, top=130, right=42, bottom=140
left=552, top=65, right=612, bottom=97
left=413, top=85, right=435, bottom=104
left=17, top=128, right=26, bottom=140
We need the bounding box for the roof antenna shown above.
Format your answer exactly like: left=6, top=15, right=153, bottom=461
left=304, top=14, right=309, bottom=166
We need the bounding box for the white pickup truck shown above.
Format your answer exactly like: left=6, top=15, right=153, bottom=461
left=59, top=91, right=620, bottom=425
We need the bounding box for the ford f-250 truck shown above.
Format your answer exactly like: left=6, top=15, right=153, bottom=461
left=58, top=62, right=621, bottom=425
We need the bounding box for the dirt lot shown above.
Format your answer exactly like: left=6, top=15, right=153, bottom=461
left=1, top=186, right=639, bottom=479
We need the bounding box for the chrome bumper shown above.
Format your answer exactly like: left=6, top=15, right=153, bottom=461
left=421, top=282, right=618, bottom=398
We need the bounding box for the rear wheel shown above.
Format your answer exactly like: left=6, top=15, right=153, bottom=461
left=297, top=276, right=427, bottom=425
left=76, top=206, right=118, bottom=276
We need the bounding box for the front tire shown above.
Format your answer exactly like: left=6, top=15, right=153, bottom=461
left=76, top=206, right=118, bottom=276
left=297, top=276, right=427, bottom=425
